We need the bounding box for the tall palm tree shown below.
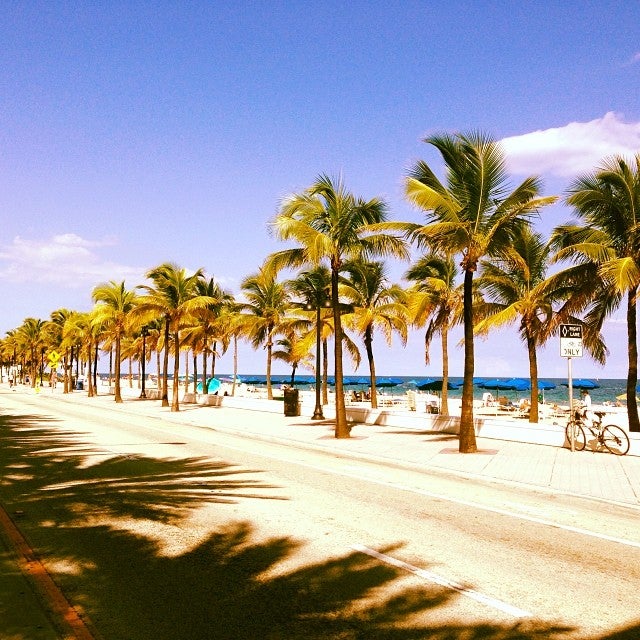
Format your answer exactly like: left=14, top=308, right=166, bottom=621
left=475, top=226, right=607, bottom=423
left=397, top=132, right=557, bottom=452
left=552, top=154, right=640, bottom=432
left=138, top=263, right=213, bottom=411
left=341, top=260, right=408, bottom=409
left=404, top=253, right=463, bottom=416
left=268, top=174, right=408, bottom=438
left=239, top=266, right=290, bottom=400
left=92, top=281, right=139, bottom=403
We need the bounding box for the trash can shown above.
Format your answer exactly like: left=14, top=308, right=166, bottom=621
left=283, top=387, right=300, bottom=416
left=75, top=380, right=84, bottom=390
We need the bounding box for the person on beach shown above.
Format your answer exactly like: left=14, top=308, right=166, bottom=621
left=579, top=389, right=593, bottom=424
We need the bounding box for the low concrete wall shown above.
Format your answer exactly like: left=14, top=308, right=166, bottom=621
left=196, top=394, right=223, bottom=407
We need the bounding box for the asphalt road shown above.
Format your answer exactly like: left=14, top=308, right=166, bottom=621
left=2, top=392, right=640, bottom=640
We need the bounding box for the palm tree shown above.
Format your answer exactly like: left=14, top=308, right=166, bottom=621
left=404, top=253, right=463, bottom=416
left=475, top=226, right=606, bottom=423
left=239, top=266, right=290, bottom=400
left=92, top=281, right=139, bottom=403
left=138, top=262, right=213, bottom=411
left=286, top=266, right=333, bottom=417
left=398, top=132, right=557, bottom=452
left=341, top=260, right=408, bottom=409
left=193, top=277, right=234, bottom=395
left=44, top=308, right=74, bottom=391
left=15, top=317, right=46, bottom=387
left=268, top=174, right=408, bottom=438
left=552, top=154, right=640, bottom=432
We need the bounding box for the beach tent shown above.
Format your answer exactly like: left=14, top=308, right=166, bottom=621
left=195, top=378, right=221, bottom=394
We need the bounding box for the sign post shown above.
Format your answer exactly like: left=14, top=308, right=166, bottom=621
left=560, top=324, right=583, bottom=451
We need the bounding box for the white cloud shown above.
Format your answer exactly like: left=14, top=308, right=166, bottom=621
left=0, top=234, right=145, bottom=287
left=501, top=112, right=640, bottom=178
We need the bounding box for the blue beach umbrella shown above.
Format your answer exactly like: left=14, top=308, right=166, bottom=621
left=562, top=378, right=599, bottom=390
left=417, top=378, right=461, bottom=392
left=500, top=378, right=530, bottom=391
left=376, top=376, right=403, bottom=388
left=343, top=376, right=369, bottom=386
left=477, top=378, right=507, bottom=390
left=536, top=379, right=556, bottom=402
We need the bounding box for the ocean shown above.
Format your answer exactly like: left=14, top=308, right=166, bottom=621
left=99, top=373, right=630, bottom=405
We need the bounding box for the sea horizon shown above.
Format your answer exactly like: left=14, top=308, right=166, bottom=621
left=97, top=373, right=631, bottom=406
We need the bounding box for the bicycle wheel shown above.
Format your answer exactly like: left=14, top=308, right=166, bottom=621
left=601, top=424, right=630, bottom=455
left=566, top=420, right=586, bottom=451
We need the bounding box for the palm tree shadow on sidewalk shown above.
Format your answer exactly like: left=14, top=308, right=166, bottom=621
left=0, top=412, right=638, bottom=639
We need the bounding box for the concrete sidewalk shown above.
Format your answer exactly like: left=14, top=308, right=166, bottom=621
left=29, top=385, right=640, bottom=509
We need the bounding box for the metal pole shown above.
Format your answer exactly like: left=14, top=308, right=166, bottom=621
left=568, top=357, right=574, bottom=451
left=140, top=329, right=147, bottom=399
left=311, top=304, right=324, bottom=420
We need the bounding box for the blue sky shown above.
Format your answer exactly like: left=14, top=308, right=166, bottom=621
left=1, top=1, right=640, bottom=379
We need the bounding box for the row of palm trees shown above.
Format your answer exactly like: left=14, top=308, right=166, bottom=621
left=2, top=132, right=640, bottom=452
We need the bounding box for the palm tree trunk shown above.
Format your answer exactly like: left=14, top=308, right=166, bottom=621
left=364, top=328, right=377, bottom=409
left=87, top=339, right=95, bottom=397
left=93, top=344, right=98, bottom=393
left=192, top=353, right=198, bottom=394
left=440, top=329, right=449, bottom=416
left=184, top=353, right=189, bottom=393
left=627, top=289, right=640, bottom=431
left=211, top=341, right=218, bottom=379
left=459, top=270, right=477, bottom=452
left=162, top=316, right=170, bottom=407
left=114, top=335, right=122, bottom=403
left=527, top=333, right=539, bottom=423
left=332, top=266, right=349, bottom=438
left=322, top=339, right=329, bottom=405
left=171, top=329, right=180, bottom=411
left=232, top=335, right=238, bottom=397
left=201, top=341, right=208, bottom=396
left=266, top=330, right=273, bottom=401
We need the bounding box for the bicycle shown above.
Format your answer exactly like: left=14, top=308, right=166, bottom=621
left=565, top=409, right=630, bottom=456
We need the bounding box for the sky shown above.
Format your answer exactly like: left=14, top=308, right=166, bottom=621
left=1, top=1, right=640, bottom=379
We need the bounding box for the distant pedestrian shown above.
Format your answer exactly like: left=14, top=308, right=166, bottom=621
left=8, top=365, right=17, bottom=388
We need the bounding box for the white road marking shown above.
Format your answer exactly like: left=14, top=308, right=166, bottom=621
left=353, top=545, right=532, bottom=618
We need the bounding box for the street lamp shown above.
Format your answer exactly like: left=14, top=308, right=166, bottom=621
left=140, top=326, right=149, bottom=399
left=307, top=296, right=331, bottom=420
left=40, top=347, right=45, bottom=386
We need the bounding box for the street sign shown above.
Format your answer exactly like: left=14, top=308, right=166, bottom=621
left=560, top=324, right=583, bottom=358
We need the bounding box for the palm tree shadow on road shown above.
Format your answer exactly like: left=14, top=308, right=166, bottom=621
left=0, top=412, right=637, bottom=639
